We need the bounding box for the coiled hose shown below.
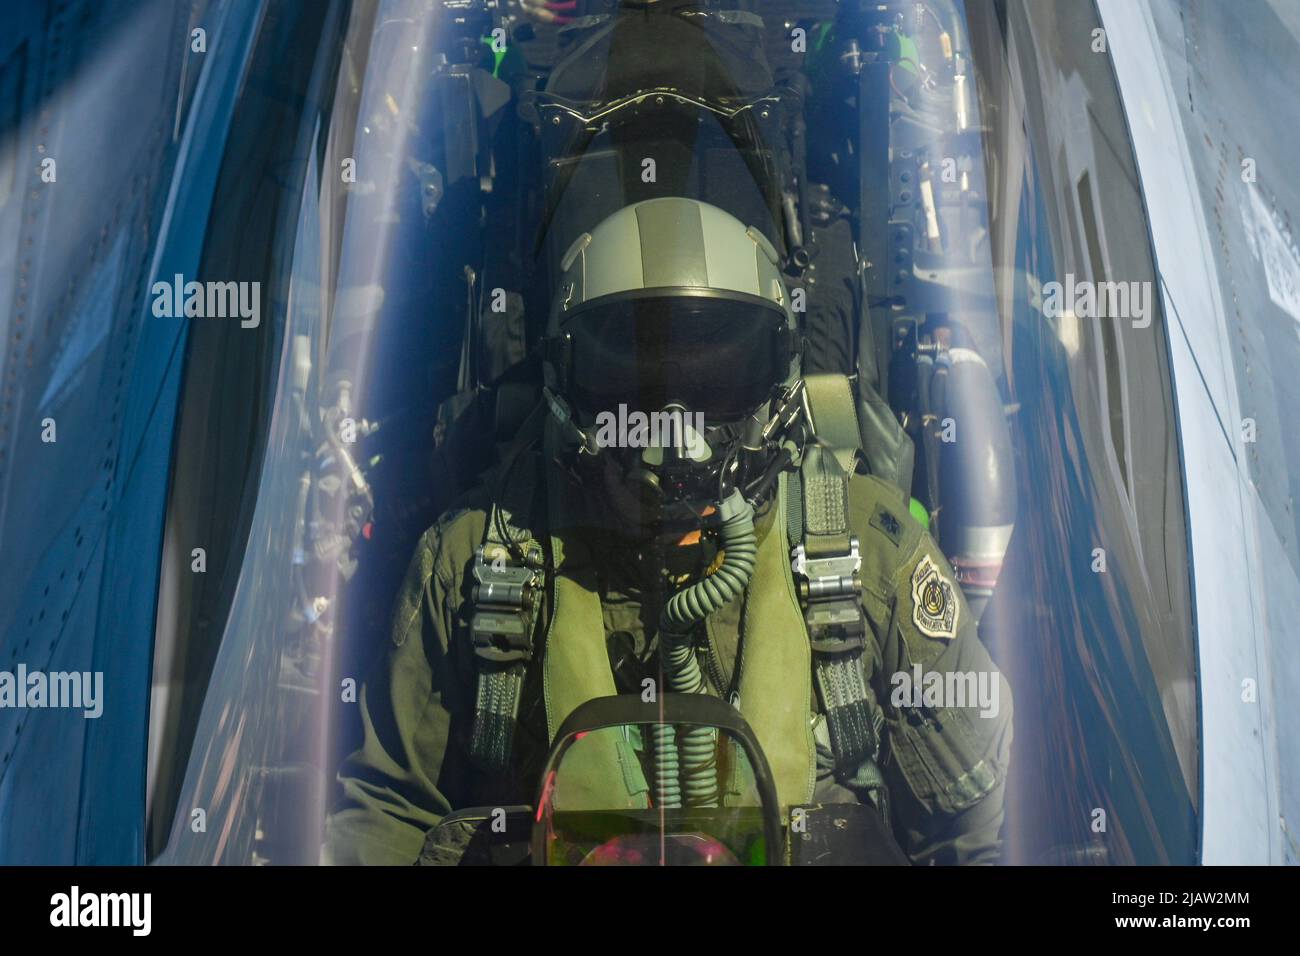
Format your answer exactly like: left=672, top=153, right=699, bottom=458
left=653, top=490, right=758, bottom=808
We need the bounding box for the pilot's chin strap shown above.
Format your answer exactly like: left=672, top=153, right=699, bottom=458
left=790, top=376, right=885, bottom=775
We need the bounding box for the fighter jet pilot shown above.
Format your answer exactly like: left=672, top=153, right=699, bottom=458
left=325, top=198, right=1013, bottom=865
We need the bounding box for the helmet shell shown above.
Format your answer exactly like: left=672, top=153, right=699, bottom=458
left=549, top=197, right=794, bottom=334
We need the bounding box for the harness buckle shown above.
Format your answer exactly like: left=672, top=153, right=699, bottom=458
left=470, top=546, right=540, bottom=663
left=792, top=536, right=867, bottom=654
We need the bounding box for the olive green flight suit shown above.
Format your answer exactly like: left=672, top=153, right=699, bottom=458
left=325, top=471, right=1012, bottom=866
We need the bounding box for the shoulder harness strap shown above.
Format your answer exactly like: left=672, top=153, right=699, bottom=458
left=791, top=375, right=884, bottom=773
left=467, top=446, right=547, bottom=775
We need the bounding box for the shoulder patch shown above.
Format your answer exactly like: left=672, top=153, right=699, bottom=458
left=869, top=505, right=903, bottom=547
left=910, top=554, right=958, bottom=640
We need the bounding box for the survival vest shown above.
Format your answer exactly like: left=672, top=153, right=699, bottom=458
left=465, top=373, right=887, bottom=809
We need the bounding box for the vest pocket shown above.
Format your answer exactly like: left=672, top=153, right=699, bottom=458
left=616, top=736, right=650, bottom=799
left=889, top=705, right=1003, bottom=816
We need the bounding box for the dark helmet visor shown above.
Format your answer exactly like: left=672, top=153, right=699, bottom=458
left=564, top=291, right=793, bottom=422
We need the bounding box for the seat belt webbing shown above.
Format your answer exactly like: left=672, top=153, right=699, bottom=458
left=794, top=392, right=883, bottom=774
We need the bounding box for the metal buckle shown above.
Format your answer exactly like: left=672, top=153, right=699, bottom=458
left=762, top=379, right=809, bottom=443
left=470, top=546, right=539, bottom=663
left=792, top=535, right=861, bottom=597
left=792, top=536, right=867, bottom=654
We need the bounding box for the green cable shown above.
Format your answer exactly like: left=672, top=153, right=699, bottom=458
left=480, top=36, right=506, bottom=77
left=812, top=22, right=833, bottom=53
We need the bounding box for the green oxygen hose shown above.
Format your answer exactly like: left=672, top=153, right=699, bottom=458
left=653, top=489, right=758, bottom=808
